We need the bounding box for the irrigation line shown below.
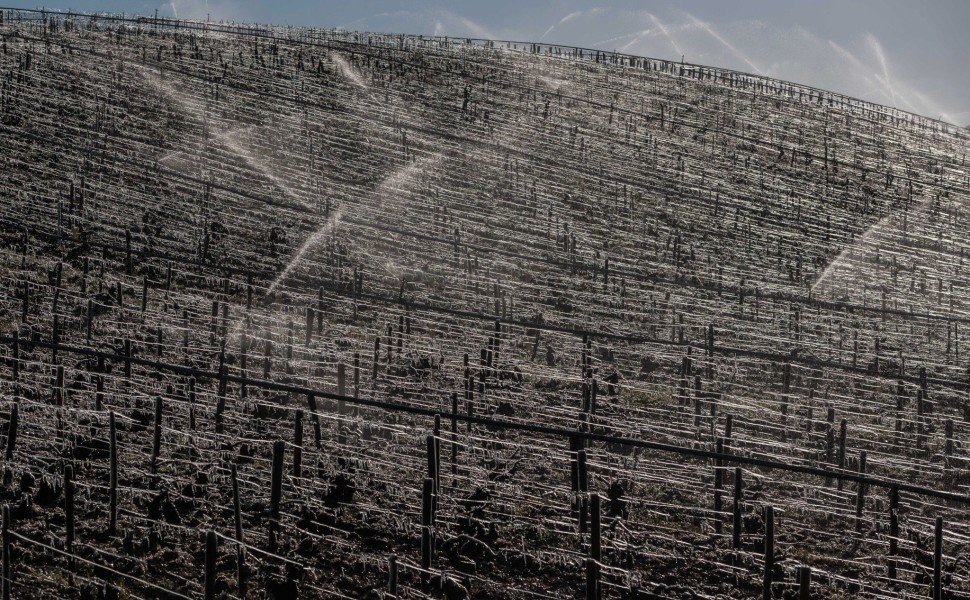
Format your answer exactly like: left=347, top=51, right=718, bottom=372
left=30, top=24, right=967, bottom=208
left=2, top=76, right=965, bottom=330
left=6, top=530, right=194, bottom=600
left=11, top=11, right=964, bottom=200
left=9, top=23, right=968, bottom=221
left=2, top=6, right=959, bottom=131
left=4, top=334, right=969, bottom=505
left=2, top=117, right=967, bottom=343
left=294, top=277, right=970, bottom=394
left=335, top=213, right=970, bottom=327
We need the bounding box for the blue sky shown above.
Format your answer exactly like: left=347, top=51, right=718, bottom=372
left=6, top=1, right=969, bottom=124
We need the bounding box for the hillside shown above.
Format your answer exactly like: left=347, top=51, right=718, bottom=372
left=0, top=8, right=969, bottom=599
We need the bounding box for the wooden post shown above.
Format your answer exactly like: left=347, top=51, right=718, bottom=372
left=125, top=229, right=133, bottom=274
left=306, top=393, right=322, bottom=447
left=387, top=555, right=398, bottom=598
left=263, top=337, right=272, bottom=378
left=204, top=530, right=217, bottom=600
left=54, top=365, right=64, bottom=406
left=317, top=287, right=324, bottom=334
left=305, top=307, right=314, bottom=346
left=578, top=449, right=589, bottom=533
left=590, top=493, right=601, bottom=562
left=269, top=439, right=284, bottom=549
left=888, top=485, right=899, bottom=581
left=239, top=333, right=249, bottom=400
left=855, top=451, right=867, bottom=531
left=96, top=375, right=104, bottom=413
left=585, top=557, right=599, bottom=600
left=165, top=262, right=172, bottom=302
left=763, top=506, right=774, bottom=600
left=64, top=464, right=75, bottom=568
left=124, top=338, right=132, bottom=380
left=836, top=419, right=847, bottom=491
left=451, top=393, right=459, bottom=484
left=421, top=477, right=434, bottom=584
left=4, top=404, right=17, bottom=461
left=353, top=353, right=360, bottom=404
left=108, top=411, right=117, bottom=536
left=188, top=377, right=196, bottom=431
left=733, top=467, right=743, bottom=550
left=52, top=316, right=59, bottom=363
left=798, top=566, right=811, bottom=600
left=895, top=382, right=904, bottom=447
left=825, top=407, right=835, bottom=487
left=714, top=438, right=723, bottom=535
left=933, top=517, right=943, bottom=600
left=2, top=504, right=9, bottom=600
left=945, top=419, right=954, bottom=457
left=82, top=257, right=89, bottom=295
left=427, top=434, right=438, bottom=519
left=293, top=410, right=304, bottom=479
left=694, top=377, right=702, bottom=428
left=917, top=389, right=926, bottom=450
left=151, top=396, right=162, bottom=485
left=337, top=362, right=346, bottom=415
left=231, top=463, right=246, bottom=597
left=231, top=464, right=244, bottom=544
left=10, top=332, right=18, bottom=383
left=493, top=319, right=501, bottom=369
left=707, top=323, right=715, bottom=381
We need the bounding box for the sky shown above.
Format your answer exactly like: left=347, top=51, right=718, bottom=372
left=6, top=1, right=969, bottom=125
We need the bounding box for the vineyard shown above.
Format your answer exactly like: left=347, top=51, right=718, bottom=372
left=0, top=7, right=969, bottom=599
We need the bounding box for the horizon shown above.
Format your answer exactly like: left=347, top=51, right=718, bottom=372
left=3, top=2, right=968, bottom=126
